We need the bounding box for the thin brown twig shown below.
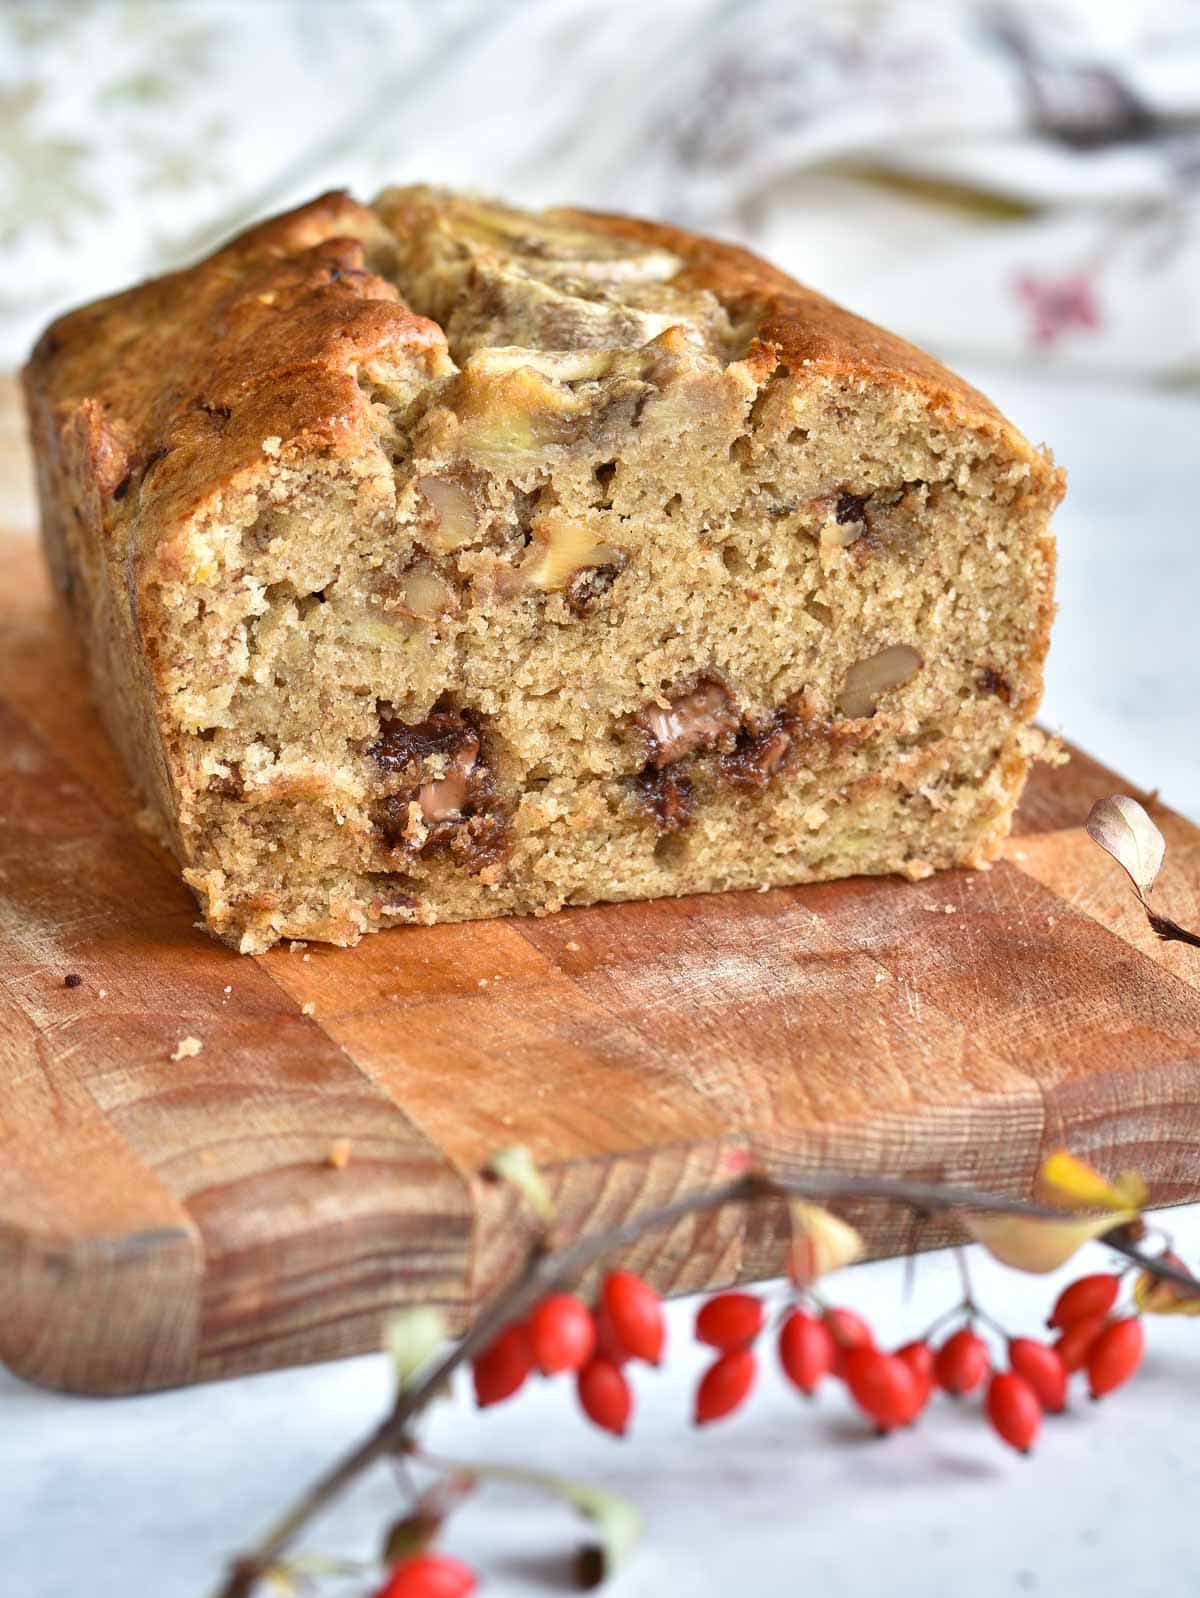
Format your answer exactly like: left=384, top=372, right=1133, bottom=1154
left=211, top=1171, right=1199, bottom=1598
left=954, top=1245, right=975, bottom=1309
left=1147, top=911, right=1200, bottom=950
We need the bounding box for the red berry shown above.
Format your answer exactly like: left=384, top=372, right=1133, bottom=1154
left=1087, top=1316, right=1144, bottom=1399
left=934, top=1327, right=990, bottom=1396
left=375, top=1553, right=477, bottom=1598
left=823, top=1306, right=874, bottom=1377
left=986, top=1372, right=1041, bottom=1454
left=1047, top=1273, right=1120, bottom=1329
left=844, top=1347, right=918, bottom=1434
left=601, top=1270, right=665, bottom=1365
left=1053, top=1313, right=1108, bottom=1373
left=577, top=1356, right=633, bottom=1437
left=528, top=1294, right=596, bottom=1375
left=694, top=1346, right=757, bottom=1425
left=695, top=1291, right=764, bottom=1352
left=778, top=1309, right=835, bottom=1396
left=1008, top=1338, right=1068, bottom=1414
left=472, top=1321, right=531, bottom=1408
left=895, top=1340, right=936, bottom=1418
left=594, top=1303, right=631, bottom=1366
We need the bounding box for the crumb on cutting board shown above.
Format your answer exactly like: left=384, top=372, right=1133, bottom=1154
left=326, top=1138, right=352, bottom=1170
left=170, top=1035, right=203, bottom=1061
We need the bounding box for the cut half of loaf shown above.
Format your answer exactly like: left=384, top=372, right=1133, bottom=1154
left=24, top=185, right=1063, bottom=952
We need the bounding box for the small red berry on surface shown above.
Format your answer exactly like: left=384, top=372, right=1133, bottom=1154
left=823, top=1306, right=874, bottom=1377
left=695, top=1291, right=765, bottom=1352
left=695, top=1346, right=757, bottom=1425
left=895, top=1340, right=936, bottom=1418
left=1008, top=1338, right=1068, bottom=1414
left=1053, top=1313, right=1108, bottom=1373
left=375, top=1553, right=477, bottom=1598
left=577, top=1356, right=633, bottom=1437
left=986, top=1372, right=1042, bottom=1454
left=844, top=1347, right=918, bottom=1434
left=1087, top=1316, right=1144, bottom=1399
left=1047, top=1273, right=1120, bottom=1329
left=778, top=1309, right=835, bottom=1396
left=934, top=1327, right=990, bottom=1396
left=528, top=1293, right=597, bottom=1375
left=472, top=1322, right=532, bottom=1408
left=601, top=1270, right=665, bottom=1365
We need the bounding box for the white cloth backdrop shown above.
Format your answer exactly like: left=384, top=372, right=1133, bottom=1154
left=3, top=0, right=1200, bottom=379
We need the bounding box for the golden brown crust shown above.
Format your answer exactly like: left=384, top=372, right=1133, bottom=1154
left=20, top=193, right=450, bottom=875
left=23, top=192, right=447, bottom=554
left=558, top=206, right=1053, bottom=471
left=25, top=188, right=1061, bottom=577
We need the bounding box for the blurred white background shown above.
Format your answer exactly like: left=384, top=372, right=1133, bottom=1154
left=3, top=0, right=1200, bottom=378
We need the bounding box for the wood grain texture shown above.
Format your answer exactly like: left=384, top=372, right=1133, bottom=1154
left=1, top=376, right=1197, bottom=1394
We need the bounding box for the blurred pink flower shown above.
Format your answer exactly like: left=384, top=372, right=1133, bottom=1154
left=1013, top=269, right=1103, bottom=347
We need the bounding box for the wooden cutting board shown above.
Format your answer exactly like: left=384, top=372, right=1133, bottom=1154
left=2, top=379, right=1199, bottom=1397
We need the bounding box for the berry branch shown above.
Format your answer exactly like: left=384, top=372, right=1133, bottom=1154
left=213, top=1164, right=1198, bottom=1598
left=213, top=796, right=1200, bottom=1598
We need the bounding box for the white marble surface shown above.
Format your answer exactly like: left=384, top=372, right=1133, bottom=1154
left=5, top=368, right=1200, bottom=1597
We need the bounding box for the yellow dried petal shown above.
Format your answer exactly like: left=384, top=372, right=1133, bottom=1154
left=787, top=1201, right=864, bottom=1285
left=385, top=1306, right=447, bottom=1389
left=1110, top=1170, right=1150, bottom=1211
left=1133, top=1257, right=1200, bottom=1315
left=1038, top=1150, right=1144, bottom=1213
left=964, top=1209, right=1135, bottom=1274
left=486, top=1143, right=556, bottom=1222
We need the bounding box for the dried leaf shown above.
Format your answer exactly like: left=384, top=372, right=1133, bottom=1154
left=1109, top=1170, right=1151, bottom=1211
left=787, top=1201, right=865, bottom=1285
left=260, top=1558, right=370, bottom=1594
left=453, top=1461, right=640, bottom=1581
left=382, top=1470, right=477, bottom=1564
left=1086, top=795, right=1165, bottom=901
left=486, top=1144, right=556, bottom=1223
left=1134, top=1253, right=1200, bottom=1315
left=964, top=1209, right=1135, bottom=1274
left=381, top=1512, right=441, bottom=1566
left=1038, top=1150, right=1147, bottom=1213
left=385, top=1306, right=447, bottom=1389
left=558, top=1479, right=642, bottom=1583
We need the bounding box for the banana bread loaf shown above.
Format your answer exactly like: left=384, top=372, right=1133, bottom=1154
left=24, top=186, right=1063, bottom=953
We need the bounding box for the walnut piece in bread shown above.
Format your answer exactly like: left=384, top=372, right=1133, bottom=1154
left=24, top=186, right=1062, bottom=952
